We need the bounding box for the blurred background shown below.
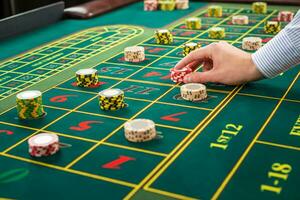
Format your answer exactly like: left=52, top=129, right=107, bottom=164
left=0, top=0, right=90, bottom=19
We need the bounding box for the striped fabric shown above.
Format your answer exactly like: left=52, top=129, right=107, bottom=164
left=252, top=10, right=300, bottom=78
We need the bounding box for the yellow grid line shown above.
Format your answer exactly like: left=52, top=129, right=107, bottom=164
left=124, top=7, right=245, bottom=199
left=0, top=152, right=137, bottom=188
left=0, top=121, right=169, bottom=157
left=145, top=187, right=198, bottom=200
left=102, top=142, right=168, bottom=157
left=0, top=26, right=144, bottom=100
left=53, top=86, right=214, bottom=112
left=212, top=71, right=300, bottom=199
left=256, top=140, right=300, bottom=152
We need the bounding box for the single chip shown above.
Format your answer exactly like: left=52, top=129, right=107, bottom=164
left=155, top=29, right=173, bottom=45
left=232, top=15, right=249, bottom=25
left=16, top=90, right=45, bottom=120
left=28, top=133, right=60, bottom=157
left=124, top=119, right=157, bottom=142
left=158, top=1, right=176, bottom=11
left=208, top=27, right=225, bottom=39
left=76, top=68, right=98, bottom=87
left=208, top=5, right=222, bottom=17
left=242, top=37, right=262, bottom=51
left=278, top=11, right=294, bottom=22
left=175, top=0, right=189, bottom=10
left=186, top=17, right=201, bottom=30
left=170, top=66, right=192, bottom=83
left=98, top=89, right=126, bottom=111
left=252, top=2, right=267, bottom=14
left=182, top=42, right=201, bottom=56
left=144, top=0, right=158, bottom=11
left=180, top=83, right=207, bottom=101
left=264, top=21, right=281, bottom=34
left=124, top=46, right=145, bottom=63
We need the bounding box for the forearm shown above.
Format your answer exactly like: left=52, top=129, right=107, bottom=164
left=252, top=10, right=300, bottom=78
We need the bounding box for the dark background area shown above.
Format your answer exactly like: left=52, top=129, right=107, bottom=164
left=0, top=0, right=299, bottom=19
left=0, top=0, right=91, bottom=19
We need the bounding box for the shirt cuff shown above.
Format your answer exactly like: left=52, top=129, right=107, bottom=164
left=252, top=29, right=300, bottom=78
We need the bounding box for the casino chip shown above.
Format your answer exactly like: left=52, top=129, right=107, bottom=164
left=16, top=90, right=45, bottom=120
left=232, top=15, right=249, bottom=25
left=180, top=83, right=207, bottom=101
left=175, top=0, right=189, bottom=10
left=186, top=17, right=201, bottom=30
left=170, top=66, right=192, bottom=83
left=252, top=2, right=267, bottom=14
left=28, top=133, right=60, bottom=157
left=264, top=21, right=281, bottom=34
left=278, top=11, right=294, bottom=22
left=159, top=1, right=176, bottom=11
left=242, top=37, right=262, bottom=51
left=182, top=42, right=201, bottom=56
left=208, top=27, right=225, bottom=39
left=124, top=46, right=145, bottom=63
left=99, top=88, right=126, bottom=111
left=144, top=0, right=158, bottom=11
left=155, top=29, right=173, bottom=45
left=124, top=119, right=157, bottom=142
left=208, top=5, right=222, bottom=17
left=76, top=68, right=98, bottom=87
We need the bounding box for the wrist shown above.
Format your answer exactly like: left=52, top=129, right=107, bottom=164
left=246, top=53, right=264, bottom=82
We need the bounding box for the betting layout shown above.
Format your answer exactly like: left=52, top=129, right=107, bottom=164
left=0, top=1, right=299, bottom=200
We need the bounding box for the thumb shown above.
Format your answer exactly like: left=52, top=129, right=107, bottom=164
left=183, top=71, right=215, bottom=83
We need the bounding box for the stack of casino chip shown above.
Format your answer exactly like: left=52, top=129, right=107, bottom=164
left=158, top=0, right=176, bottom=11
left=264, top=21, right=281, bottom=34
left=98, top=88, right=126, bottom=111
left=76, top=68, right=98, bottom=87
left=232, top=15, right=249, bottom=25
left=183, top=42, right=201, bottom=56
left=252, top=2, right=267, bottom=14
left=124, top=119, right=157, bottom=143
left=208, top=27, right=225, bottom=39
left=155, top=29, right=173, bottom=45
left=186, top=17, right=201, bottom=30
left=124, top=46, right=145, bottom=63
left=144, top=0, right=158, bottom=11
left=180, top=83, right=207, bottom=101
left=175, top=0, right=189, bottom=10
left=28, top=133, right=60, bottom=157
left=207, top=5, right=222, bottom=17
left=16, top=90, right=45, bottom=120
left=242, top=37, right=262, bottom=51
left=170, top=66, right=192, bottom=83
left=278, top=11, right=294, bottom=22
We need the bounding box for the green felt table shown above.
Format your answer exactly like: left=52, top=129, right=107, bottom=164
left=0, top=1, right=300, bottom=200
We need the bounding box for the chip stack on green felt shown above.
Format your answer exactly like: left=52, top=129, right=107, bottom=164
left=186, top=17, right=201, bottom=30
left=158, top=0, right=176, bottom=11
left=252, top=2, right=267, bottom=14
left=98, top=89, right=126, bottom=111
left=76, top=68, right=99, bottom=87
left=16, top=90, right=46, bottom=120
left=264, top=21, right=281, bottom=34
left=208, top=5, right=222, bottom=17
left=155, top=29, right=173, bottom=44
left=183, top=42, right=201, bottom=56
left=208, top=27, right=225, bottom=39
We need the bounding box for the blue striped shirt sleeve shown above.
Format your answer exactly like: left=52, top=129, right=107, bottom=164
left=252, top=10, right=300, bottom=78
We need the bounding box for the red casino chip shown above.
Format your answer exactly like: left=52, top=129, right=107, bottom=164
left=28, top=133, right=60, bottom=157
left=170, top=66, right=192, bottom=83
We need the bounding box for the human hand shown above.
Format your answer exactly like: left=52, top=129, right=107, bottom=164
left=174, top=41, right=264, bottom=85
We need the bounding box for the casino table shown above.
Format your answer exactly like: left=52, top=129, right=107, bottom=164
left=0, top=1, right=300, bottom=200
